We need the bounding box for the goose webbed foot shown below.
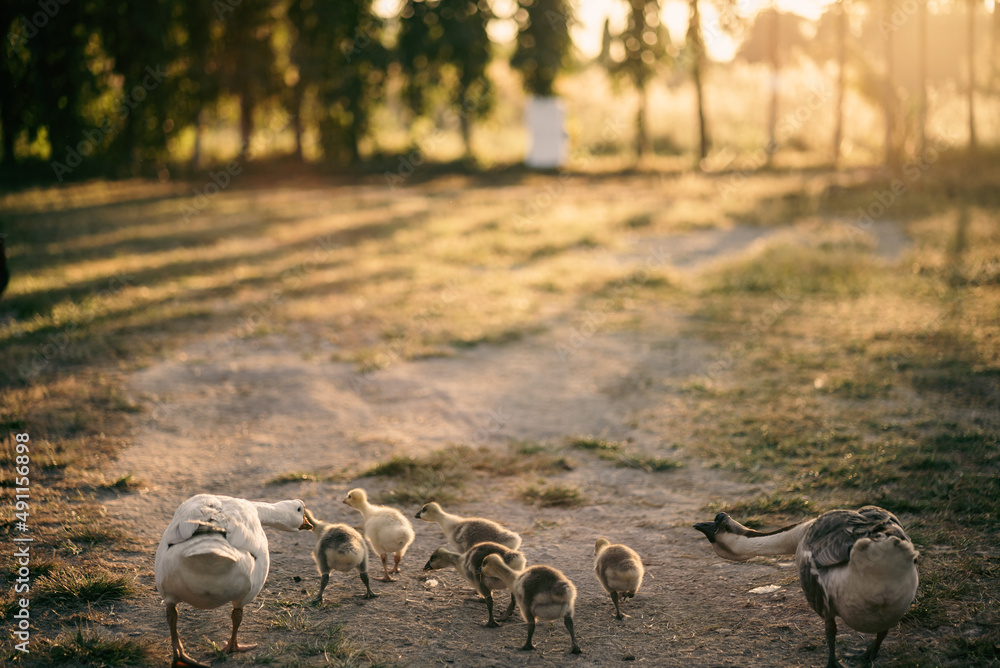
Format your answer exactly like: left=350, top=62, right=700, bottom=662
left=171, top=656, right=210, bottom=668
left=518, top=643, right=536, bottom=652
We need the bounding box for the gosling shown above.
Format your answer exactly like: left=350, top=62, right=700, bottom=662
left=304, top=509, right=375, bottom=603
left=423, top=541, right=526, bottom=627
left=415, top=502, right=521, bottom=553
left=593, top=537, right=644, bottom=620
left=481, top=554, right=581, bottom=654
left=343, top=488, right=415, bottom=582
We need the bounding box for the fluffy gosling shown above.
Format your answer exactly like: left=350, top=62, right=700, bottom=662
left=422, top=541, right=526, bottom=627
left=593, top=537, right=644, bottom=620
left=481, top=554, right=581, bottom=654
left=304, top=509, right=375, bottom=603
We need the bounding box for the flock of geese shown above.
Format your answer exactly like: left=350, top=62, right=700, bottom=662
left=155, top=491, right=919, bottom=668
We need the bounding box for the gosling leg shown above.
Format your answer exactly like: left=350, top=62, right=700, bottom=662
left=520, top=619, right=536, bottom=651
left=484, top=592, right=499, bottom=628
left=565, top=614, right=582, bottom=654
left=610, top=590, right=624, bottom=620
left=358, top=564, right=377, bottom=599
left=379, top=553, right=395, bottom=582
left=496, top=593, right=516, bottom=622
left=311, top=572, right=330, bottom=605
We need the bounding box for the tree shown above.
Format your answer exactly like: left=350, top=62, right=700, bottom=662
left=966, top=0, right=976, bottom=151
left=288, top=0, right=388, bottom=163
left=397, top=0, right=493, bottom=159
left=737, top=8, right=809, bottom=164
left=215, top=0, right=282, bottom=151
left=834, top=0, right=848, bottom=164
left=687, top=0, right=709, bottom=161
left=511, top=0, right=573, bottom=97
left=882, top=0, right=897, bottom=169
left=602, top=0, right=671, bottom=158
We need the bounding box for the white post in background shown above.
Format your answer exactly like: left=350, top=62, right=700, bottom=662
left=525, top=96, right=566, bottom=169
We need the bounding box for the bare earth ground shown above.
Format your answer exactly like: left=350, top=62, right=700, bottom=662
left=101, top=223, right=913, bottom=667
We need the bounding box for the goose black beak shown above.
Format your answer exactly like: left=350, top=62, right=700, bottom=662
left=693, top=521, right=717, bottom=540
left=422, top=559, right=433, bottom=571
left=414, top=510, right=422, bottom=519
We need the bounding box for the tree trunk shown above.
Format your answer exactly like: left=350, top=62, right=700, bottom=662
left=883, top=0, right=896, bottom=169
left=689, top=0, right=709, bottom=162
left=833, top=0, right=846, bottom=165
left=636, top=81, right=648, bottom=159
left=967, top=0, right=977, bottom=151
left=766, top=10, right=779, bottom=166
left=291, top=85, right=304, bottom=163
left=460, top=106, right=472, bottom=161
left=918, top=0, right=928, bottom=158
left=239, top=93, right=254, bottom=156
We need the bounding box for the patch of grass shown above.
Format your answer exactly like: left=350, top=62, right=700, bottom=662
left=569, top=437, right=623, bottom=453
left=614, top=454, right=682, bottom=472
left=267, top=470, right=323, bottom=485
left=704, top=241, right=876, bottom=296
left=40, top=628, right=149, bottom=667
left=519, top=482, right=587, bottom=508
left=102, top=474, right=143, bottom=492
left=66, top=524, right=127, bottom=546
left=33, top=568, right=134, bottom=608
left=278, top=624, right=385, bottom=666
left=362, top=443, right=574, bottom=505
left=715, top=492, right=814, bottom=518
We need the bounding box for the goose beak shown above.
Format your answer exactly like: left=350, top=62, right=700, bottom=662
left=299, top=517, right=313, bottom=531
left=422, top=559, right=433, bottom=571
left=693, top=521, right=718, bottom=542
left=414, top=510, right=422, bottom=519
left=341, top=497, right=349, bottom=505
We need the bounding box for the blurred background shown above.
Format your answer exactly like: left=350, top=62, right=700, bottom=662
left=2, top=0, right=998, bottom=182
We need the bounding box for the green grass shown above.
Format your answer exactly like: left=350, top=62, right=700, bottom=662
left=359, top=443, right=575, bottom=505
left=267, top=470, right=324, bottom=485
left=569, top=437, right=680, bottom=473
left=33, top=568, right=135, bottom=607
left=37, top=628, right=150, bottom=667
left=519, top=482, right=587, bottom=508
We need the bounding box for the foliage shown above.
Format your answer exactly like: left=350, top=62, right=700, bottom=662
left=510, top=0, right=574, bottom=97
left=396, top=0, right=493, bottom=155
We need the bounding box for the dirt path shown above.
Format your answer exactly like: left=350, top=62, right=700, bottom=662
left=102, top=221, right=908, bottom=667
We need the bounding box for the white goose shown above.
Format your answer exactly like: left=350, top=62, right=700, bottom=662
left=155, top=494, right=311, bottom=668
left=694, top=505, right=919, bottom=668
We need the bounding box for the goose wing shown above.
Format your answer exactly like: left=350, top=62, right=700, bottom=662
left=156, top=494, right=270, bottom=601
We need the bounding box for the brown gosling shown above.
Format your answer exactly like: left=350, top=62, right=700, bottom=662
left=304, top=509, right=375, bottom=603
left=414, top=502, right=521, bottom=553
left=481, top=554, right=581, bottom=654
left=593, top=537, right=644, bottom=620
left=694, top=506, right=919, bottom=668
left=343, top=488, right=415, bottom=582
left=422, top=541, right=526, bottom=627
